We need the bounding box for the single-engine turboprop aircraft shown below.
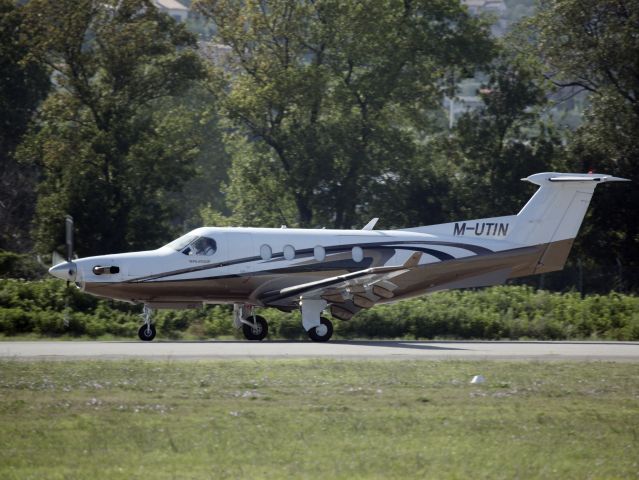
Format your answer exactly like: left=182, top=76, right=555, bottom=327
left=49, top=172, right=628, bottom=342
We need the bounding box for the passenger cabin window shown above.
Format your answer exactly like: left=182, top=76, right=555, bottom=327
left=166, top=234, right=217, bottom=256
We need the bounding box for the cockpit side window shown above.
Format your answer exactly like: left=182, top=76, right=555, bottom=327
left=181, top=236, right=217, bottom=256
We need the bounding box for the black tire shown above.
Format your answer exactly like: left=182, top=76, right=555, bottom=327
left=242, top=315, right=268, bottom=341
left=308, top=317, right=333, bottom=342
left=138, top=324, right=156, bottom=341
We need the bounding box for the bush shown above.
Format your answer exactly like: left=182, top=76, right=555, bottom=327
left=1, top=279, right=638, bottom=340
left=0, top=251, right=44, bottom=280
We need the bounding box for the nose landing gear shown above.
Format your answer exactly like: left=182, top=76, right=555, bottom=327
left=138, top=305, right=156, bottom=341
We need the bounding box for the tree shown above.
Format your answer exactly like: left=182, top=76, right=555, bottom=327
left=519, top=0, right=639, bottom=283
left=366, top=52, right=563, bottom=229
left=0, top=0, right=50, bottom=251
left=195, top=0, right=494, bottom=228
left=20, top=0, right=207, bottom=256
left=446, top=54, right=563, bottom=219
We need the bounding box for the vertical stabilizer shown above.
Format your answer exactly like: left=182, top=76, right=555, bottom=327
left=510, top=172, right=628, bottom=246
left=510, top=172, right=629, bottom=273
left=400, top=172, right=628, bottom=272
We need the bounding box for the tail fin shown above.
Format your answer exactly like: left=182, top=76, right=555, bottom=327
left=510, top=172, right=629, bottom=246
left=403, top=172, right=628, bottom=273
left=509, top=172, right=629, bottom=274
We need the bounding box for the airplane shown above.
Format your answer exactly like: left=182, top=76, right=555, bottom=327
left=49, top=172, right=629, bottom=342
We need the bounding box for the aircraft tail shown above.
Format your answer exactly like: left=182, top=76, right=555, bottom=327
left=510, top=172, right=628, bottom=246
left=403, top=172, right=628, bottom=274
left=505, top=172, right=629, bottom=274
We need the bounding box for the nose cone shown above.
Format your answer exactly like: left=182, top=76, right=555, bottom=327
left=49, top=261, right=77, bottom=282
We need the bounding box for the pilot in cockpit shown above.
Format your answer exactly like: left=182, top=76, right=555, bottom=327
left=189, top=236, right=217, bottom=256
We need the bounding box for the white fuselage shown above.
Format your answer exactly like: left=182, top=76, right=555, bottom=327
left=58, top=225, right=516, bottom=307
left=48, top=173, right=629, bottom=317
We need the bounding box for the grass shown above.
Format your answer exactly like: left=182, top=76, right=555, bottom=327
left=0, top=360, right=638, bottom=479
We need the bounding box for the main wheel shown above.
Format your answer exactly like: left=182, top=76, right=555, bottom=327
left=242, top=315, right=268, bottom=341
left=308, top=317, right=333, bottom=342
left=138, top=324, right=156, bottom=341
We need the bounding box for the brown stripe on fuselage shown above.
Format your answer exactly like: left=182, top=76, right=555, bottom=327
left=380, top=238, right=575, bottom=303
left=81, top=239, right=574, bottom=307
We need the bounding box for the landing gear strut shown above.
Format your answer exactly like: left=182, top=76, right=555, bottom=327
left=234, top=304, right=269, bottom=341
left=300, top=299, right=333, bottom=342
left=138, top=305, right=156, bottom=341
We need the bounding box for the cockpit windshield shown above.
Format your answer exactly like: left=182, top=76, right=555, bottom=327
left=165, top=233, right=217, bottom=256
left=165, top=233, right=198, bottom=252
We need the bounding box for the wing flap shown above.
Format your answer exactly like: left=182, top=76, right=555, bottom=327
left=260, top=253, right=422, bottom=307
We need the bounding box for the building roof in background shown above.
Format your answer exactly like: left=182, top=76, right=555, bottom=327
left=154, top=0, right=189, bottom=12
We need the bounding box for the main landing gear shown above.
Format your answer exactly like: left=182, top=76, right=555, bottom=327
left=300, top=299, right=333, bottom=342
left=234, top=302, right=334, bottom=342
left=308, top=317, right=333, bottom=342
left=242, top=315, right=269, bottom=341
left=138, top=305, right=156, bottom=341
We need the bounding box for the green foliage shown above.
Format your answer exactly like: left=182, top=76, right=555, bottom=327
left=196, top=0, right=495, bottom=228
left=337, top=286, right=639, bottom=341
left=2, top=280, right=638, bottom=340
left=0, top=250, right=43, bottom=280
left=442, top=53, right=564, bottom=218
left=18, top=0, right=208, bottom=256
left=211, top=133, right=300, bottom=228
left=517, top=0, right=639, bottom=284
left=0, top=0, right=50, bottom=251
left=0, top=0, right=636, bottom=298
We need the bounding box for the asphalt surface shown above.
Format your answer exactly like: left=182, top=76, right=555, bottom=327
left=1, top=340, right=638, bottom=361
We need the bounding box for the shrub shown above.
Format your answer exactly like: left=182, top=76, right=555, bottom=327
left=1, top=279, right=638, bottom=340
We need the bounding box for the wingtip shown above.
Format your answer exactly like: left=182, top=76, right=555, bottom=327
left=605, top=176, right=631, bottom=183
left=403, top=251, right=423, bottom=268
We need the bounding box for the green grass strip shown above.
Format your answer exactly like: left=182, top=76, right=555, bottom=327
left=0, top=360, right=638, bottom=479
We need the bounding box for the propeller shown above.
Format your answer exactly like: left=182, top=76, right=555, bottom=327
left=48, top=215, right=77, bottom=284
left=47, top=215, right=77, bottom=328
left=65, top=215, right=74, bottom=263
left=51, top=250, right=65, bottom=267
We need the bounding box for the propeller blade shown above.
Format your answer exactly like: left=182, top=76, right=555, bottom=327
left=65, top=215, right=74, bottom=262
left=52, top=250, right=65, bottom=267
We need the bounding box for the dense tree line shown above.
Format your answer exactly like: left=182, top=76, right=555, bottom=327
left=0, top=0, right=637, bottom=290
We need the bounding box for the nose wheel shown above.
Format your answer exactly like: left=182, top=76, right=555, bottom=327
left=138, top=323, right=156, bottom=341
left=138, top=305, right=156, bottom=341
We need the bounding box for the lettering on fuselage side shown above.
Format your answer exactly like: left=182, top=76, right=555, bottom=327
left=453, top=222, right=509, bottom=237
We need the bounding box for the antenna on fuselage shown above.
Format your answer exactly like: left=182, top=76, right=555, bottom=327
left=362, top=218, right=379, bottom=231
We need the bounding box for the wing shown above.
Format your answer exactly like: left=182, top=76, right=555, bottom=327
left=259, top=252, right=422, bottom=320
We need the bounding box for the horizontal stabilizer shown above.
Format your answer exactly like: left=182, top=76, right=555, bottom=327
left=523, top=172, right=630, bottom=185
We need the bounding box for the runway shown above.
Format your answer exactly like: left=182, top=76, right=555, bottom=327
left=1, top=340, right=638, bottom=361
